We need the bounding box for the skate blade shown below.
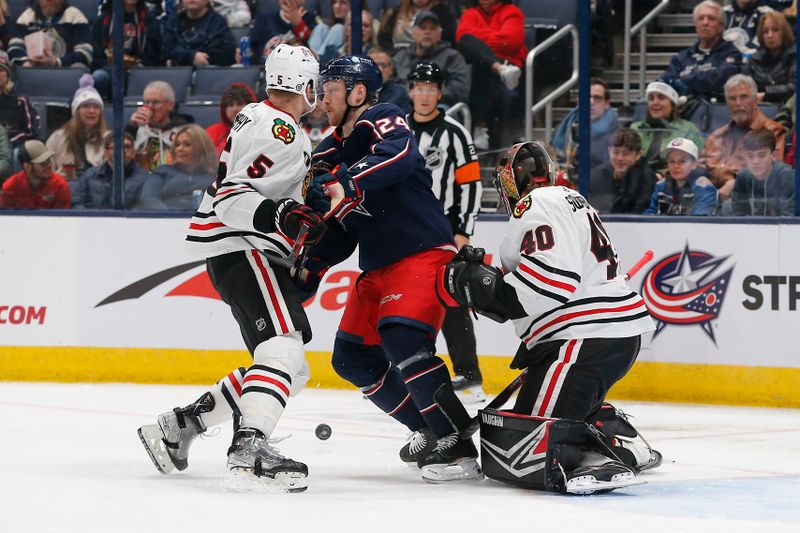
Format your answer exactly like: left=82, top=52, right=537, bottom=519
left=138, top=425, right=175, bottom=475
left=454, top=386, right=486, bottom=404
left=229, top=466, right=308, bottom=493
left=566, top=472, right=646, bottom=495
left=421, top=458, right=484, bottom=484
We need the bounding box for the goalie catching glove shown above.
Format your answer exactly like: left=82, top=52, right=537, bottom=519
left=435, top=246, right=521, bottom=323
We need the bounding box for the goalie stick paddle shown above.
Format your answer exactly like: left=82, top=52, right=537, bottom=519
left=624, top=249, right=654, bottom=281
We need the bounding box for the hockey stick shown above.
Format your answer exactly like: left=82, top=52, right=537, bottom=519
left=624, top=250, right=654, bottom=281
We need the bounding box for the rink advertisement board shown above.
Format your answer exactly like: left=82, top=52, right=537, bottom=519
left=1, top=214, right=799, bottom=406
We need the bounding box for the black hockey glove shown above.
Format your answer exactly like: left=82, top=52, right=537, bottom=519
left=435, top=260, right=510, bottom=323
left=452, top=245, right=487, bottom=265
left=306, top=163, right=351, bottom=213
left=293, top=256, right=329, bottom=302
left=274, top=199, right=327, bottom=245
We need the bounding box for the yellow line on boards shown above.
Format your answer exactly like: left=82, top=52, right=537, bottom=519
left=1, top=346, right=798, bottom=408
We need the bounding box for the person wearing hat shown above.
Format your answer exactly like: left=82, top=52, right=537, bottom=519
left=392, top=11, right=471, bottom=108
left=0, top=50, right=41, bottom=149
left=631, top=81, right=704, bottom=175
left=46, top=74, right=109, bottom=180
left=644, top=137, right=717, bottom=215
left=0, top=139, right=70, bottom=209
left=377, top=0, right=457, bottom=52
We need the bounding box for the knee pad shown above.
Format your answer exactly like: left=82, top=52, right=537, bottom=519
left=480, top=408, right=625, bottom=493
left=252, top=333, right=306, bottom=391
left=332, top=335, right=390, bottom=387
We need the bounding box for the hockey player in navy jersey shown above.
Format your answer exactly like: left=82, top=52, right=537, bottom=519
left=137, top=45, right=327, bottom=492
left=300, top=55, right=483, bottom=483
left=435, top=141, right=662, bottom=494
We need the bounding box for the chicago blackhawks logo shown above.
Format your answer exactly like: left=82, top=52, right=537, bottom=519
left=513, top=195, right=532, bottom=218
left=272, top=118, right=295, bottom=144
left=640, top=244, right=735, bottom=344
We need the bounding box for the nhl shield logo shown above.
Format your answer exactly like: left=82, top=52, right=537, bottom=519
left=424, top=146, right=443, bottom=170
left=272, top=118, right=296, bottom=144
left=640, top=243, right=735, bottom=344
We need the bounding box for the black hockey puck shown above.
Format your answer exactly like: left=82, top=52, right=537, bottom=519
left=315, top=423, right=332, bottom=440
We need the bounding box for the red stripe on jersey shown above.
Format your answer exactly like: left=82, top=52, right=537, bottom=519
left=524, top=300, right=646, bottom=344
left=216, top=185, right=252, bottom=197
left=250, top=250, right=289, bottom=334
left=227, top=371, right=243, bottom=396
left=536, top=340, right=576, bottom=417
left=243, top=374, right=290, bottom=397
left=189, top=222, right=225, bottom=231
left=519, top=262, right=576, bottom=293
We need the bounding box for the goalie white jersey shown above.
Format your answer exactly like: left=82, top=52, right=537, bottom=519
left=499, top=186, right=655, bottom=348
left=185, top=101, right=313, bottom=260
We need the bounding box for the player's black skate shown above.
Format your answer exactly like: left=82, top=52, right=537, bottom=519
left=138, top=392, right=213, bottom=474
left=451, top=374, right=486, bottom=404
left=592, top=403, right=662, bottom=472
left=417, top=433, right=484, bottom=483
left=399, top=427, right=436, bottom=467
left=560, top=455, right=644, bottom=495
left=227, top=428, right=308, bottom=493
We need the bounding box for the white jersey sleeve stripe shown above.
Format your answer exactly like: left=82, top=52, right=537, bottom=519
left=521, top=254, right=581, bottom=282
left=510, top=271, right=569, bottom=304
left=518, top=262, right=577, bottom=294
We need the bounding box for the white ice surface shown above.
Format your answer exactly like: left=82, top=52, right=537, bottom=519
left=1, top=383, right=798, bottom=533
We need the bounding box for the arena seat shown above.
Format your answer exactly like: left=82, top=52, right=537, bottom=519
left=6, top=0, right=32, bottom=18
left=70, top=0, right=100, bottom=23
left=15, top=67, right=89, bottom=104
left=516, top=0, right=579, bottom=26
left=126, top=66, right=193, bottom=103
left=189, top=66, right=262, bottom=103
left=230, top=26, right=251, bottom=45
left=102, top=104, right=139, bottom=128
left=177, top=103, right=221, bottom=128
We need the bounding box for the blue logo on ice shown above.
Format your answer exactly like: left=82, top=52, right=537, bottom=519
left=640, top=243, right=735, bottom=344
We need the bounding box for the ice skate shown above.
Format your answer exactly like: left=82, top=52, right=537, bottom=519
left=138, top=401, right=208, bottom=474
left=452, top=374, right=486, bottom=404
left=227, top=428, right=308, bottom=493
left=593, top=403, right=662, bottom=472
left=399, top=427, right=436, bottom=467
left=562, top=459, right=645, bottom=495
left=418, top=433, right=484, bottom=483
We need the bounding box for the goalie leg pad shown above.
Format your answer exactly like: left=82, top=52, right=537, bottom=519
left=479, top=408, right=643, bottom=494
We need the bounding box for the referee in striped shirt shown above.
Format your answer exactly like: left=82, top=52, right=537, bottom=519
left=407, top=62, right=485, bottom=402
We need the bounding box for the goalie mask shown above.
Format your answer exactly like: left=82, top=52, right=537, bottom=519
left=265, top=44, right=320, bottom=112
left=495, top=141, right=558, bottom=215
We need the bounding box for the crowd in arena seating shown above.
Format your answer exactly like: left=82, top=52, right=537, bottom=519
left=0, top=0, right=796, bottom=216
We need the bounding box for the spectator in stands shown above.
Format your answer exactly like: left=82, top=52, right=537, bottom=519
left=744, top=10, right=795, bottom=105
left=205, top=82, right=256, bottom=156
left=775, top=92, right=794, bottom=129
left=0, top=139, right=70, bottom=208
left=46, top=74, right=109, bottom=181
left=733, top=128, right=795, bottom=215
left=456, top=0, right=526, bottom=149
left=378, top=0, right=456, bottom=53
left=700, top=74, right=786, bottom=199
left=644, top=137, right=717, bottom=215
left=309, top=0, right=349, bottom=65
left=630, top=81, right=704, bottom=175
left=368, top=47, right=411, bottom=113
left=590, top=128, right=655, bottom=214
left=127, top=80, right=194, bottom=171
left=300, top=105, right=334, bottom=148
left=0, top=0, right=12, bottom=50
left=552, top=78, right=619, bottom=175
left=392, top=12, right=470, bottom=108
left=162, top=0, right=236, bottom=67
left=249, top=0, right=319, bottom=65
left=0, top=124, right=10, bottom=183
left=92, top=0, right=162, bottom=99
left=72, top=132, right=148, bottom=209
left=338, top=9, right=377, bottom=57
left=212, top=0, right=251, bottom=28
left=8, top=0, right=93, bottom=68
left=723, top=0, right=773, bottom=54
left=136, top=124, right=216, bottom=210
left=660, top=0, right=741, bottom=101
left=0, top=51, right=40, bottom=148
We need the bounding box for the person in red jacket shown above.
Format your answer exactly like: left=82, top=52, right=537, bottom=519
left=456, top=0, right=527, bottom=149
left=205, top=82, right=257, bottom=156
left=0, top=140, right=70, bottom=209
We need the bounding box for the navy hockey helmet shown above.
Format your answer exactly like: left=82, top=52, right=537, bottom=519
left=319, top=55, right=383, bottom=101
left=495, top=141, right=558, bottom=215
left=408, top=62, right=443, bottom=88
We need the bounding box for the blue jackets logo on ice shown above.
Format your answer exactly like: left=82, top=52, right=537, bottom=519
left=640, top=243, right=735, bottom=344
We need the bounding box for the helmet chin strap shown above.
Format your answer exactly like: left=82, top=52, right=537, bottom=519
left=300, top=80, right=318, bottom=116
left=339, top=87, right=368, bottom=128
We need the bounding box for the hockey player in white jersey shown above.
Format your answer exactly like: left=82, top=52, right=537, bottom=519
left=138, top=44, right=327, bottom=492
left=435, top=141, right=662, bottom=495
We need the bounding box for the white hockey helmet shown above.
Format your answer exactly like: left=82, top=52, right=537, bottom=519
left=265, top=44, right=320, bottom=111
